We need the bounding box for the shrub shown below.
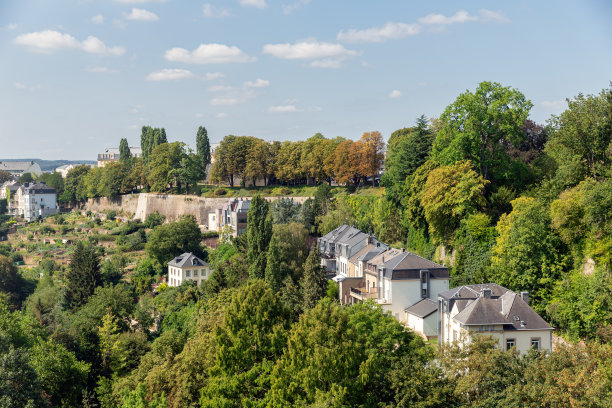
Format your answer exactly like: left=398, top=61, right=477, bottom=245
left=200, top=187, right=211, bottom=196
left=280, top=187, right=291, bottom=196
left=106, top=210, right=117, bottom=221
left=214, top=188, right=227, bottom=196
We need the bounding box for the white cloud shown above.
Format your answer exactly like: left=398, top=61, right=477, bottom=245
left=216, top=112, right=228, bottom=118
left=244, top=78, right=270, bottom=88
left=203, top=72, right=224, bottom=80
left=262, top=40, right=358, bottom=60
left=5, top=23, right=18, bottom=30
left=309, top=59, right=342, bottom=69
left=337, top=22, right=420, bottom=43
left=210, top=97, right=243, bottom=106
left=479, top=9, right=511, bottom=23
left=14, top=30, right=125, bottom=55
left=389, top=89, right=402, bottom=99
left=14, top=82, right=42, bottom=92
left=418, top=10, right=478, bottom=25
left=125, top=8, right=159, bottom=21
left=202, top=3, right=230, bottom=18
left=283, top=0, right=310, bottom=15
left=164, top=43, right=255, bottom=64
left=91, top=14, right=104, bottom=24
left=87, top=66, right=119, bottom=74
left=240, top=0, right=266, bottom=8
left=146, top=68, right=195, bottom=81
left=268, top=105, right=297, bottom=113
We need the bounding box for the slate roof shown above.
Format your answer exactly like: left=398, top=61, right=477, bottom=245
left=367, top=248, right=404, bottom=270
left=349, top=244, right=376, bottom=264
left=20, top=183, right=56, bottom=194
left=167, top=252, right=208, bottom=268
left=380, top=251, right=450, bottom=280
left=445, top=284, right=553, bottom=331
left=357, top=246, right=387, bottom=262
left=320, top=224, right=363, bottom=245
left=0, top=161, right=36, bottom=172
left=405, top=298, right=438, bottom=318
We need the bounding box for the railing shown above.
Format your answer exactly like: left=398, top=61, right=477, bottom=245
left=350, top=287, right=378, bottom=299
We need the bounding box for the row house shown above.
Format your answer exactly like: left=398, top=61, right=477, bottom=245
left=208, top=198, right=251, bottom=237
left=9, top=182, right=57, bottom=221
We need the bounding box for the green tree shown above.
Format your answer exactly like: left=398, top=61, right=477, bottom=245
left=265, top=235, right=282, bottom=293
left=246, top=195, right=272, bottom=279
left=119, top=138, right=131, bottom=162
left=38, top=172, right=64, bottom=196
left=0, top=347, right=46, bottom=408
left=421, top=161, right=488, bottom=244
left=61, top=164, right=90, bottom=203
left=0, top=254, right=20, bottom=305
left=299, top=245, right=327, bottom=310
left=432, top=81, right=533, bottom=184
left=452, top=213, right=496, bottom=286
left=0, top=170, right=11, bottom=184
left=145, top=216, right=204, bottom=267
left=196, top=126, right=211, bottom=176
left=64, top=241, right=102, bottom=309
left=18, top=172, right=34, bottom=183
left=148, top=142, right=187, bottom=193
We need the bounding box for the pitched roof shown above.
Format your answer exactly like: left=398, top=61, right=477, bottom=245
left=20, top=182, right=56, bottom=194
left=167, top=252, right=208, bottom=268
left=357, top=246, right=387, bottom=262
left=349, top=244, right=375, bottom=263
left=320, top=224, right=363, bottom=245
left=0, top=161, right=36, bottom=172
left=405, top=298, right=438, bottom=318
left=453, top=298, right=513, bottom=325
left=499, top=291, right=553, bottom=330
left=438, top=283, right=509, bottom=300
left=367, top=247, right=404, bottom=269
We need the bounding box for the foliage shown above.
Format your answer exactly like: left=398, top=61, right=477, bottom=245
left=145, top=216, right=204, bottom=267
left=64, top=241, right=102, bottom=309
left=119, top=138, right=132, bottom=162
left=299, top=245, right=327, bottom=310
left=452, top=213, right=496, bottom=286
left=246, top=195, right=272, bottom=279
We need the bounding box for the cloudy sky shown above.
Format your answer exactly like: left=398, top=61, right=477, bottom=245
left=1, top=0, right=611, bottom=160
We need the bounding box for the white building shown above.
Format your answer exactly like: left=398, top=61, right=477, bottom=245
left=97, top=147, right=142, bottom=167
left=14, top=182, right=57, bottom=221
left=0, top=161, right=42, bottom=178
left=167, top=252, right=211, bottom=287
left=56, top=164, right=94, bottom=178
left=437, top=284, right=553, bottom=354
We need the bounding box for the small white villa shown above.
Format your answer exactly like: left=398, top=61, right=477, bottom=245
left=167, top=252, right=211, bottom=287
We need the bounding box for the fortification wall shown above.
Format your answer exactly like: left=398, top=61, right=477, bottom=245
left=81, top=194, right=311, bottom=227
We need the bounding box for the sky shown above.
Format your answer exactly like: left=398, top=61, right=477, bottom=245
left=1, top=0, right=611, bottom=160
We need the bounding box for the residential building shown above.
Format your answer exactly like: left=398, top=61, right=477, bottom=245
left=97, top=147, right=142, bottom=167
left=223, top=198, right=250, bottom=236
left=0, top=161, right=42, bottom=178
left=56, top=163, right=94, bottom=178
left=13, top=182, right=57, bottom=221
left=1, top=181, right=20, bottom=216
left=167, top=252, right=211, bottom=287
left=437, top=284, right=553, bottom=354
left=319, top=224, right=376, bottom=275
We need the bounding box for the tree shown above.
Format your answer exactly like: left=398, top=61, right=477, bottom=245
left=64, top=241, right=102, bottom=309
left=0, top=170, right=11, bottom=184
left=147, top=142, right=187, bottom=193
left=299, top=245, right=327, bottom=310
left=141, top=126, right=168, bottom=165
left=0, top=347, right=46, bottom=408
left=18, top=172, right=34, bottom=183
left=62, top=165, right=90, bottom=203
left=421, top=161, right=488, bottom=244
left=246, top=195, right=272, bottom=279
left=119, top=138, right=131, bottom=162
left=546, top=86, right=611, bottom=182
left=0, top=255, right=20, bottom=305
left=270, top=198, right=303, bottom=224
left=145, top=216, right=204, bottom=267
left=265, top=235, right=282, bottom=293
left=196, top=126, right=211, bottom=179
left=360, top=131, right=385, bottom=186
left=432, top=81, right=533, bottom=184
left=245, top=139, right=271, bottom=186
left=37, top=172, right=64, bottom=196
left=491, top=197, right=568, bottom=314
left=452, top=213, right=496, bottom=286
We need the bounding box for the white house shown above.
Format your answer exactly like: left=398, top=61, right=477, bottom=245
left=167, top=252, right=211, bottom=287
left=14, top=182, right=57, bottom=221
left=97, top=147, right=142, bottom=167
left=0, top=161, right=42, bottom=178
left=437, top=284, right=553, bottom=354
left=56, top=164, right=94, bottom=178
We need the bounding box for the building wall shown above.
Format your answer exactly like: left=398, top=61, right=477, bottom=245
left=406, top=313, right=438, bottom=337
left=167, top=264, right=212, bottom=287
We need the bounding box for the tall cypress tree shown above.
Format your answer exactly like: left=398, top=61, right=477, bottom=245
left=300, top=245, right=327, bottom=310
left=119, top=138, right=131, bottom=162
left=64, top=241, right=102, bottom=309
left=265, top=235, right=282, bottom=292
left=247, top=195, right=272, bottom=279
left=196, top=126, right=211, bottom=178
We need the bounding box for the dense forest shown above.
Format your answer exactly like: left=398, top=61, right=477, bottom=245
left=0, top=81, right=610, bottom=407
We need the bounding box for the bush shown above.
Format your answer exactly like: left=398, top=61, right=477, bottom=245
left=202, top=231, right=219, bottom=239
left=214, top=188, right=227, bottom=196
left=200, top=187, right=211, bottom=196
left=106, top=210, right=117, bottom=221
left=144, top=212, right=166, bottom=229
left=280, top=187, right=291, bottom=196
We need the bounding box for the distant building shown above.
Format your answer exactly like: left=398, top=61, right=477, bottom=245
left=1, top=181, right=19, bottom=216
left=438, top=284, right=553, bottom=354
left=13, top=182, right=57, bottom=221
left=97, top=147, right=142, bottom=167
left=208, top=198, right=250, bottom=237
left=167, top=252, right=211, bottom=287
left=0, top=161, right=42, bottom=178
left=56, top=163, right=94, bottom=178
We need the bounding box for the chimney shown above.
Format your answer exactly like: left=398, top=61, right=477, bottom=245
left=401, top=247, right=405, bottom=252
left=520, top=291, right=529, bottom=304
left=367, top=235, right=373, bottom=245
left=482, top=288, right=492, bottom=299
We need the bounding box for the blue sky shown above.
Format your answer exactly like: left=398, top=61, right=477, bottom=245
left=1, top=0, right=611, bottom=160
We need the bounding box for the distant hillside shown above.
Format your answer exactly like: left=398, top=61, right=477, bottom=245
left=0, top=158, right=96, bottom=172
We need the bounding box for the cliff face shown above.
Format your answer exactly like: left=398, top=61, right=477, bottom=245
left=81, top=193, right=311, bottom=226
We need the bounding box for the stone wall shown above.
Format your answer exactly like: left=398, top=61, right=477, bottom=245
left=81, top=193, right=311, bottom=227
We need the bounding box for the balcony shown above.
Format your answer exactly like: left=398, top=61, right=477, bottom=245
left=350, top=286, right=378, bottom=301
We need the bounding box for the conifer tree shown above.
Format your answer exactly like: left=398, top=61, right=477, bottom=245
left=300, top=245, right=327, bottom=310
left=265, top=235, right=282, bottom=292
left=119, top=138, right=131, bottom=162
left=247, top=195, right=272, bottom=279
left=64, top=241, right=102, bottom=309
left=196, top=126, right=211, bottom=178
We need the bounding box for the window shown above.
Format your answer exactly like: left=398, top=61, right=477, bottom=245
left=186, top=271, right=191, bottom=278
left=194, top=270, right=199, bottom=277
left=453, top=330, right=457, bottom=342
left=506, top=339, right=516, bottom=351
left=531, top=338, right=540, bottom=351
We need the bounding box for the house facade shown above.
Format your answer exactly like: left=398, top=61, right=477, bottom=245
left=0, top=161, right=42, bottom=178
left=437, top=284, right=553, bottom=354
left=13, top=182, right=57, bottom=221
left=97, top=147, right=142, bottom=167
left=167, top=252, right=211, bottom=287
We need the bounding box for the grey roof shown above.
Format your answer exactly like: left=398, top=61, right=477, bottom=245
left=320, top=224, right=363, bottom=245
left=20, top=182, right=56, bottom=194
left=0, top=161, right=37, bottom=172
left=236, top=200, right=250, bottom=212
left=438, top=283, right=509, bottom=300
left=167, top=252, right=208, bottom=268
left=405, top=298, right=438, bottom=318
left=343, top=230, right=369, bottom=248
left=447, top=285, right=553, bottom=331
left=349, top=244, right=375, bottom=263
left=381, top=251, right=450, bottom=280
left=357, top=246, right=387, bottom=262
